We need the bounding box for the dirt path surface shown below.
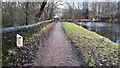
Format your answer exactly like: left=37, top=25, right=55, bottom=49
left=33, top=22, right=85, bottom=66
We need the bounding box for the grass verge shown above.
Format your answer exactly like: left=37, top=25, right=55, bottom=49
left=2, top=22, right=55, bottom=65
left=62, top=22, right=119, bottom=66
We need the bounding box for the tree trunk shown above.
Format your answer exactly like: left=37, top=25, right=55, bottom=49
left=118, top=1, right=120, bottom=23
left=25, top=12, right=28, bottom=25
left=25, top=2, right=29, bottom=25
left=35, top=2, right=47, bottom=22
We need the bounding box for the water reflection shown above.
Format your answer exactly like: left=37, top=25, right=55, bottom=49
left=76, top=22, right=120, bottom=44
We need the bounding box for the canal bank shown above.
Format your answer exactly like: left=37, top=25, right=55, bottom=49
left=62, top=22, right=119, bottom=66
left=76, top=22, right=120, bottom=44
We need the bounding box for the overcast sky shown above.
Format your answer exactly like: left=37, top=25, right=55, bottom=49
left=2, top=0, right=120, bottom=2
left=53, top=0, right=119, bottom=2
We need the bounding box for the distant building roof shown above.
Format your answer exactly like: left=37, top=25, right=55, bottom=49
left=54, top=15, right=59, bottom=18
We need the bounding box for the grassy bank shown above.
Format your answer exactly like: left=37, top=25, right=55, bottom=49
left=3, top=22, right=56, bottom=65
left=24, top=22, right=55, bottom=42
left=62, top=22, right=119, bottom=66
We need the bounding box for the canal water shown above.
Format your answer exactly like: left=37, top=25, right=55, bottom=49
left=76, top=22, right=120, bottom=44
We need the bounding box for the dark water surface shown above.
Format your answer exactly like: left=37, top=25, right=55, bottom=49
left=76, top=22, right=120, bottom=44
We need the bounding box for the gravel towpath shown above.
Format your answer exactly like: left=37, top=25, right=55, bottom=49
left=33, top=22, right=85, bottom=66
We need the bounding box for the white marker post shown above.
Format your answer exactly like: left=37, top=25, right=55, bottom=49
left=16, top=34, right=23, bottom=47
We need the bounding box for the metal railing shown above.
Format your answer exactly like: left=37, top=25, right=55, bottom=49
left=0, top=19, right=54, bottom=63
left=1, top=19, right=54, bottom=34
left=2, top=19, right=54, bottom=60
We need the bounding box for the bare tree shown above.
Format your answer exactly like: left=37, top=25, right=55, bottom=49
left=2, top=2, right=48, bottom=27
left=118, top=1, right=120, bottom=23
left=35, top=2, right=47, bottom=22
left=83, top=2, right=89, bottom=19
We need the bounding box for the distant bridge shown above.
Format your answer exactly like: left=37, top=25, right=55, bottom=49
left=60, top=19, right=101, bottom=22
